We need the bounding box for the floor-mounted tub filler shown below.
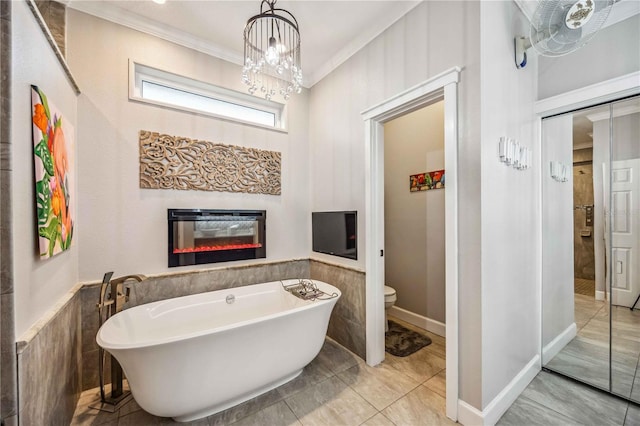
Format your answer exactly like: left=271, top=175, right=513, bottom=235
left=96, top=279, right=341, bottom=422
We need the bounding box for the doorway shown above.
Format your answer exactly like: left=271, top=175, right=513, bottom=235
left=383, top=101, right=446, bottom=336
left=361, top=67, right=460, bottom=421
left=572, top=112, right=597, bottom=300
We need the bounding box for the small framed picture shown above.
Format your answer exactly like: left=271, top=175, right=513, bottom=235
left=410, top=169, right=445, bottom=192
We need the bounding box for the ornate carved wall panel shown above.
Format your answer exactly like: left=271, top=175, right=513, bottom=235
left=139, top=131, right=281, bottom=195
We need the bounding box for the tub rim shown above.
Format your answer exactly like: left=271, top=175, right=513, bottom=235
left=96, top=279, right=341, bottom=351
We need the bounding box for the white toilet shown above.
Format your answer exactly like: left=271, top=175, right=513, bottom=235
left=384, top=285, right=397, bottom=332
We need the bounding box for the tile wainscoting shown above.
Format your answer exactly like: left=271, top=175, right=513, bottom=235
left=16, top=285, right=82, bottom=426
left=0, top=1, right=17, bottom=424
left=16, top=258, right=368, bottom=423
left=310, top=259, right=366, bottom=360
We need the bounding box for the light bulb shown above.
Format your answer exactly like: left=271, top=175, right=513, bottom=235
left=265, top=37, right=279, bottom=66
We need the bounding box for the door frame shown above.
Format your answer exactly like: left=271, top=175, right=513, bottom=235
left=361, top=66, right=460, bottom=421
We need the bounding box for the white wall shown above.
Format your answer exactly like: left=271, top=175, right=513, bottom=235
left=480, top=1, right=539, bottom=408
left=541, top=115, right=575, bottom=349
left=384, top=102, right=445, bottom=322
left=309, top=0, right=483, bottom=409
left=66, top=10, right=310, bottom=281
left=12, top=0, right=79, bottom=337
left=538, top=15, right=640, bottom=100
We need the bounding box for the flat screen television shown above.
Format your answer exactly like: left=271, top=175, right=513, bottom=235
left=312, top=211, right=357, bottom=260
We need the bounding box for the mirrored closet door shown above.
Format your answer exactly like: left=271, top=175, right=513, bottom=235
left=542, top=95, right=640, bottom=402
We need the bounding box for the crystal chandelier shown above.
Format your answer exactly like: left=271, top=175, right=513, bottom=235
left=243, top=0, right=302, bottom=101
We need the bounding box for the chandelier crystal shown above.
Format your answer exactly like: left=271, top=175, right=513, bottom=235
left=243, top=0, right=302, bottom=102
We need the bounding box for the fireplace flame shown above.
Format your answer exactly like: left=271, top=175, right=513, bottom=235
left=173, top=243, right=262, bottom=254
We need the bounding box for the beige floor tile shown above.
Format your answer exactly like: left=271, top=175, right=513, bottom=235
left=423, top=370, right=446, bottom=397
left=574, top=293, right=605, bottom=310
left=337, top=360, right=419, bottom=410
left=360, top=413, right=396, bottom=426
left=423, top=338, right=446, bottom=359
left=208, top=388, right=283, bottom=425
left=117, top=408, right=199, bottom=425
left=285, top=376, right=377, bottom=426
left=71, top=388, right=119, bottom=426
left=385, top=347, right=446, bottom=383
left=315, top=337, right=363, bottom=374
left=71, top=337, right=448, bottom=426
left=76, top=388, right=102, bottom=408
left=232, top=401, right=301, bottom=426
left=276, top=357, right=334, bottom=400
left=382, top=386, right=454, bottom=426
left=70, top=404, right=119, bottom=426
left=118, top=399, right=143, bottom=418
left=578, top=318, right=640, bottom=357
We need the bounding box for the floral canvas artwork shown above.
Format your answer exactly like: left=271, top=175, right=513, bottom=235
left=410, top=169, right=445, bottom=192
left=31, top=85, right=74, bottom=258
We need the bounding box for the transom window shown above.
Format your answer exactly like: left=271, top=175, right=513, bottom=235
left=129, top=61, right=285, bottom=131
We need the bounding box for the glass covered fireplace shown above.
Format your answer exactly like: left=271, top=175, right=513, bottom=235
left=168, top=209, right=266, bottom=267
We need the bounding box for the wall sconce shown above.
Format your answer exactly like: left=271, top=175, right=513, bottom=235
left=499, top=137, right=531, bottom=171
left=550, top=161, right=570, bottom=182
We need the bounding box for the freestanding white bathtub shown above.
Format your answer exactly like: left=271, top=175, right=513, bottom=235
left=96, top=279, right=341, bottom=422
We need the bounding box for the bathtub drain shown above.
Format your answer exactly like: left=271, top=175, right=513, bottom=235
left=226, top=294, right=235, bottom=304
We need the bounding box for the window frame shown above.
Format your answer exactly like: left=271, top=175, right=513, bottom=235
left=129, top=60, right=287, bottom=132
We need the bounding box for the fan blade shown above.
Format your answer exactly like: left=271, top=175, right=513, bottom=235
left=528, top=0, right=615, bottom=57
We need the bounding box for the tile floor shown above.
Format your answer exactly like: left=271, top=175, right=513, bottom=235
left=73, top=312, right=640, bottom=426
left=71, top=317, right=450, bottom=426
left=574, top=278, right=596, bottom=297
left=544, top=293, right=640, bottom=401
left=498, top=291, right=640, bottom=426
left=498, top=370, right=640, bottom=425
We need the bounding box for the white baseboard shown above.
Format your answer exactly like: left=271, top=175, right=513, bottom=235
left=388, top=305, right=446, bottom=337
left=542, top=323, right=576, bottom=365
left=457, top=355, right=540, bottom=426
left=458, top=400, right=484, bottom=426
left=595, top=291, right=606, bottom=301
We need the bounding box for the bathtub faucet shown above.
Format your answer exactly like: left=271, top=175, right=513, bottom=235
left=98, top=273, right=146, bottom=315
left=95, top=272, right=146, bottom=409
left=109, top=274, right=146, bottom=314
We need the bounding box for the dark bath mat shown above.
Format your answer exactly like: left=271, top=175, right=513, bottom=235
left=385, top=320, right=432, bottom=357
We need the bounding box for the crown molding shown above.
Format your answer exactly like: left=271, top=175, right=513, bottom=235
left=67, top=0, right=422, bottom=89
left=67, top=1, right=244, bottom=68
